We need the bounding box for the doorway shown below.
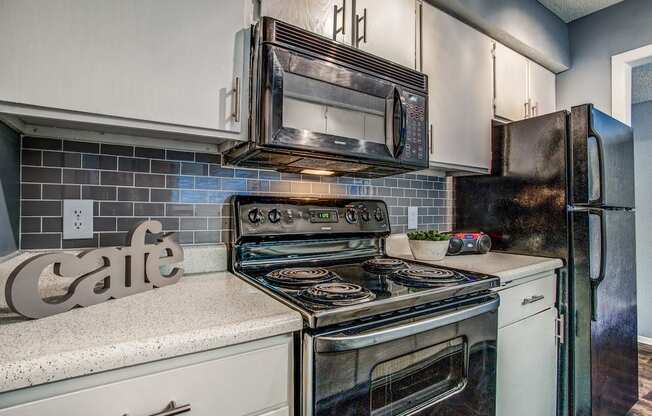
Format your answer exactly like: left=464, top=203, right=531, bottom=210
left=613, top=45, right=652, bottom=415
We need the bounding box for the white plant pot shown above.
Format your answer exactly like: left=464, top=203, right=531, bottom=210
left=408, top=240, right=450, bottom=261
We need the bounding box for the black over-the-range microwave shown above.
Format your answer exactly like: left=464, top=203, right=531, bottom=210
left=224, top=17, right=429, bottom=178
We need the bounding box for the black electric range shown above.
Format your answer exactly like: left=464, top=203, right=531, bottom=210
left=229, top=195, right=498, bottom=329
left=229, top=195, right=500, bottom=416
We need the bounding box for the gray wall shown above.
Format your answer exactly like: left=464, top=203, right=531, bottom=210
left=427, top=0, right=569, bottom=72
left=632, top=100, right=652, bottom=339
left=0, top=122, right=20, bottom=257
left=556, top=0, right=652, bottom=113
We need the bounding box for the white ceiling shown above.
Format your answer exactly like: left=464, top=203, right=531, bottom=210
left=536, top=0, right=624, bottom=22
left=633, top=62, right=652, bottom=105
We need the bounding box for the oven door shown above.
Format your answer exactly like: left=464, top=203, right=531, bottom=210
left=304, top=296, right=498, bottom=416
left=260, top=44, right=413, bottom=167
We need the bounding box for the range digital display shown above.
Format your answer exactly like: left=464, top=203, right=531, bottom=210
left=310, top=209, right=338, bottom=223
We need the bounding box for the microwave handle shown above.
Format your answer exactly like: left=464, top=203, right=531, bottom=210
left=393, top=87, right=407, bottom=158
left=314, top=297, right=499, bottom=353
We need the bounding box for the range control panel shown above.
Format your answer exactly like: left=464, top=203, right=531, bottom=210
left=234, top=196, right=391, bottom=238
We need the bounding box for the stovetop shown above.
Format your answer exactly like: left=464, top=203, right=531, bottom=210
left=237, top=255, right=498, bottom=329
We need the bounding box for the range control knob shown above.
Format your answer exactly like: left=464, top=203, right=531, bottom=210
left=268, top=208, right=282, bottom=223
left=248, top=208, right=264, bottom=224
left=345, top=208, right=358, bottom=224
left=374, top=207, right=385, bottom=222
left=360, top=208, right=370, bottom=222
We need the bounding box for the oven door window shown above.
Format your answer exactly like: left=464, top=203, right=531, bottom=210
left=370, top=338, right=467, bottom=416
left=265, top=46, right=399, bottom=162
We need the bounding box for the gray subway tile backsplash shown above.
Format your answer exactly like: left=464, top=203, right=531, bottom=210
left=19, top=137, right=452, bottom=249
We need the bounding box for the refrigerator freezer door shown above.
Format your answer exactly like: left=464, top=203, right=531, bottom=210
left=570, top=104, right=635, bottom=208
left=570, top=208, right=638, bottom=416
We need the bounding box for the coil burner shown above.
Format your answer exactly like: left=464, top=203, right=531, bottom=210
left=391, top=267, right=469, bottom=288
left=298, top=282, right=376, bottom=306
left=265, top=267, right=338, bottom=289
left=363, top=258, right=408, bottom=273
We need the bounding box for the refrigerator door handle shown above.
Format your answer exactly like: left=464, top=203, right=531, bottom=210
left=589, top=134, right=606, bottom=206
left=588, top=208, right=607, bottom=321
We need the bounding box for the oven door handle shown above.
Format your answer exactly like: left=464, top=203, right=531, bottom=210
left=314, top=297, right=499, bottom=353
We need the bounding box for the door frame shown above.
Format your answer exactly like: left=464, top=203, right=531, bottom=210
left=611, top=43, right=652, bottom=126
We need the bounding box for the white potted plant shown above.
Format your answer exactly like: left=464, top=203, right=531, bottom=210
left=407, top=230, right=451, bottom=261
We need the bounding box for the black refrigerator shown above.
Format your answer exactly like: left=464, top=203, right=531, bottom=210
left=455, top=104, right=638, bottom=416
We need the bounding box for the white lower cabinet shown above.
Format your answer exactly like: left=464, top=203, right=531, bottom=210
left=495, top=274, right=559, bottom=416
left=0, top=335, right=293, bottom=416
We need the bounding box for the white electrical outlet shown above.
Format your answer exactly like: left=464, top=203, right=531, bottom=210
left=63, top=200, right=94, bottom=240
left=408, top=206, right=418, bottom=230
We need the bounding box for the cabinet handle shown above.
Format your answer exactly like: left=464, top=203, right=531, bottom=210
left=232, top=77, right=240, bottom=123
left=332, top=0, right=346, bottom=39
left=524, top=101, right=529, bottom=119
left=355, top=7, right=367, bottom=47
left=429, top=124, right=433, bottom=154
left=521, top=294, right=544, bottom=306
left=123, top=401, right=191, bottom=416
left=532, top=101, right=538, bottom=116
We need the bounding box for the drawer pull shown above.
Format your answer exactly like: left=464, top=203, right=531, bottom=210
left=124, top=401, right=191, bottom=416
left=521, top=295, right=544, bottom=306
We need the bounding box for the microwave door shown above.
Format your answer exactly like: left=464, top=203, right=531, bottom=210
left=264, top=46, right=396, bottom=162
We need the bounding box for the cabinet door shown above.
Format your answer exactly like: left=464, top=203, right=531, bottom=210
left=352, top=0, right=416, bottom=68
left=497, top=308, right=558, bottom=416
left=494, top=42, right=529, bottom=121
left=0, top=337, right=292, bottom=416
left=528, top=61, right=556, bottom=117
left=0, top=0, right=247, bottom=133
left=421, top=5, right=493, bottom=171
left=260, top=0, right=350, bottom=43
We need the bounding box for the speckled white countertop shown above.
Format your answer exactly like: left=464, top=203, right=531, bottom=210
left=386, top=234, right=564, bottom=283
left=0, top=271, right=303, bottom=393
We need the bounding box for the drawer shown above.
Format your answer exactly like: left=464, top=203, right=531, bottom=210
left=0, top=339, right=292, bottom=416
left=498, top=273, right=556, bottom=328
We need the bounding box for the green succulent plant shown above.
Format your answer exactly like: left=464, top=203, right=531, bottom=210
left=407, top=230, right=451, bottom=242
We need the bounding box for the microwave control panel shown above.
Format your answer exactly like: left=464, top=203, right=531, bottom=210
left=402, top=91, right=428, bottom=164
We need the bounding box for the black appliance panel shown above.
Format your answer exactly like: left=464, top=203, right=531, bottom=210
left=233, top=195, right=390, bottom=242
left=570, top=208, right=638, bottom=415
left=454, top=111, right=569, bottom=259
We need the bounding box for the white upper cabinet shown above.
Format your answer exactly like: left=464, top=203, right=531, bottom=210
left=528, top=60, right=557, bottom=117
left=260, top=0, right=350, bottom=44
left=421, top=4, right=493, bottom=172
left=494, top=43, right=529, bottom=121
left=0, top=0, right=248, bottom=138
left=351, top=0, right=417, bottom=69
left=260, top=0, right=417, bottom=68
left=494, top=42, right=556, bottom=121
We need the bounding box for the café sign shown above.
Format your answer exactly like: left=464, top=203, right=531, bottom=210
left=5, top=220, right=184, bottom=319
